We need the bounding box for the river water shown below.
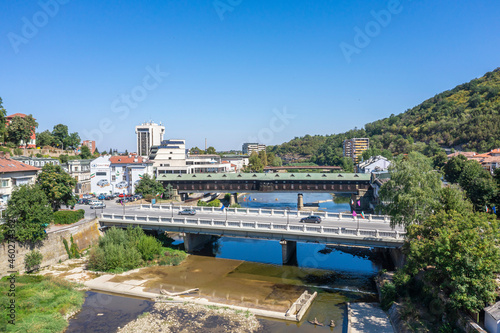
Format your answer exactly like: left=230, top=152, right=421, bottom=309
left=68, top=194, right=388, bottom=332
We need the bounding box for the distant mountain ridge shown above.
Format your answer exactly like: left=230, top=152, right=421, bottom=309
left=269, top=68, right=500, bottom=165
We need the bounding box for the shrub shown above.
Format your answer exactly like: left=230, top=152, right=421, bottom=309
left=13, top=147, right=23, bottom=155
left=63, top=238, right=71, bottom=258
left=145, top=194, right=154, bottom=202
left=224, top=193, right=231, bottom=201
left=381, top=282, right=397, bottom=311
left=137, top=235, right=162, bottom=261
left=25, top=250, right=43, bottom=272
left=207, top=199, right=221, bottom=207
left=69, top=235, right=80, bottom=259
left=0, top=146, right=11, bottom=154
left=229, top=203, right=242, bottom=208
left=53, top=210, right=85, bottom=225
left=197, top=200, right=208, bottom=206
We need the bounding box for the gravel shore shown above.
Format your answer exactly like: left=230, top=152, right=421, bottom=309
left=117, top=302, right=261, bottom=333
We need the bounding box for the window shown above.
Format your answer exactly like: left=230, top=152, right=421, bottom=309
left=111, top=166, right=115, bottom=172
left=122, top=175, right=127, bottom=181
left=0, top=180, right=8, bottom=187
left=96, top=172, right=107, bottom=176
left=112, top=176, right=116, bottom=181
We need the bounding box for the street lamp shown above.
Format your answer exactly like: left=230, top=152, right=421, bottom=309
left=286, top=206, right=290, bottom=225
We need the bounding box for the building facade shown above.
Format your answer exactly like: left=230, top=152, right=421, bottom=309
left=242, top=143, right=266, bottom=155
left=0, top=152, right=40, bottom=204
left=447, top=148, right=500, bottom=174
left=10, top=156, right=60, bottom=168
left=90, top=155, right=154, bottom=195
left=65, top=159, right=92, bottom=195
left=357, top=155, right=391, bottom=174
left=135, top=121, right=165, bottom=157
left=343, top=138, right=369, bottom=164
left=82, top=140, right=96, bottom=154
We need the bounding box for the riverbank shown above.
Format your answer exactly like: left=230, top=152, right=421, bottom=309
left=117, top=302, right=261, bottom=332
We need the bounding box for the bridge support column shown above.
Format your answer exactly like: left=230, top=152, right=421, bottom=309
left=183, top=233, right=212, bottom=253
left=171, top=189, right=181, bottom=202
left=389, top=248, right=406, bottom=269
left=229, top=193, right=238, bottom=206
left=297, top=193, right=304, bottom=210
left=280, top=240, right=297, bottom=265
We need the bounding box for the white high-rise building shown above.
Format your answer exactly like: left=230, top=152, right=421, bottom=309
left=135, top=121, right=165, bottom=158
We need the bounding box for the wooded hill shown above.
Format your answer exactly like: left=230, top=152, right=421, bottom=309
left=268, top=68, right=500, bottom=165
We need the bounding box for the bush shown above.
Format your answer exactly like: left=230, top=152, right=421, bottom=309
left=13, top=147, right=23, bottom=155
left=145, top=194, right=154, bottom=202
left=197, top=200, right=208, bottom=206
left=25, top=250, right=43, bottom=272
left=207, top=199, right=221, bottom=207
left=229, top=203, right=242, bottom=208
left=0, top=146, right=11, bottom=154
left=53, top=210, right=85, bottom=225
left=161, top=248, right=188, bottom=266
left=137, top=235, right=162, bottom=261
left=381, top=282, right=397, bottom=311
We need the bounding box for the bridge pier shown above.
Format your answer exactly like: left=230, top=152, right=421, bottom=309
left=183, top=233, right=213, bottom=253
left=280, top=240, right=297, bottom=265
left=229, top=193, right=238, bottom=206
left=297, top=193, right=304, bottom=210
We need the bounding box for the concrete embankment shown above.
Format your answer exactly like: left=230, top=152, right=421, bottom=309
left=347, top=302, right=394, bottom=333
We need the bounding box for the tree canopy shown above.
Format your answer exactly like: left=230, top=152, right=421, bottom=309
left=134, top=174, right=164, bottom=196
left=3, top=184, right=53, bottom=242
left=7, top=115, right=38, bottom=149
left=36, top=164, right=77, bottom=211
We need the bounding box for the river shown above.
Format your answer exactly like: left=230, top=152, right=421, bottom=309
left=67, top=193, right=389, bottom=332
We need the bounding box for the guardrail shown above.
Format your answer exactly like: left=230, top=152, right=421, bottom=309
left=139, top=204, right=390, bottom=222
left=100, top=213, right=405, bottom=241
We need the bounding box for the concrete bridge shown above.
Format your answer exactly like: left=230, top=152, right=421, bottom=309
left=158, top=172, right=373, bottom=210
left=98, top=205, right=405, bottom=265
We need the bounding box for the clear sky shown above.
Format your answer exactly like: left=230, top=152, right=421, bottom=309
left=1, top=0, right=499, bottom=152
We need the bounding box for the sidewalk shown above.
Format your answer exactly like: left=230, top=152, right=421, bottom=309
left=348, top=302, right=394, bottom=333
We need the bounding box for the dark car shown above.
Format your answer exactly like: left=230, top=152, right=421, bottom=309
left=77, top=198, right=89, bottom=205
left=300, top=215, right=322, bottom=223
left=98, top=194, right=106, bottom=200
left=178, top=209, right=196, bottom=216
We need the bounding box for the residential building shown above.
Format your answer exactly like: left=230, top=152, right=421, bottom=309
left=65, top=159, right=92, bottom=194
left=357, top=155, right=391, bottom=174
left=82, top=140, right=96, bottom=154
left=0, top=152, right=40, bottom=204
left=90, top=154, right=154, bottom=195
left=485, top=302, right=500, bottom=333
left=221, top=155, right=249, bottom=172
left=5, top=113, right=36, bottom=148
left=343, top=138, right=369, bottom=164
left=10, top=156, right=60, bottom=168
left=150, top=139, right=234, bottom=175
left=242, top=143, right=266, bottom=155
left=447, top=148, right=500, bottom=174
left=135, top=121, right=165, bottom=157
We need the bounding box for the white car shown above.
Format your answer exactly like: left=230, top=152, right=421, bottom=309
left=90, top=202, right=106, bottom=209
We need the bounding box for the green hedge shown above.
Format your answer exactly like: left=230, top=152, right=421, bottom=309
left=53, top=209, right=85, bottom=225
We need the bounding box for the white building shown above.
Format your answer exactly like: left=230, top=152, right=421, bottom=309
left=242, top=143, right=266, bottom=155
left=0, top=152, right=40, bottom=204
left=485, top=302, right=500, bottom=333
left=357, top=156, right=391, bottom=174
left=135, top=121, right=165, bottom=157
left=90, top=155, right=154, bottom=195
left=221, top=155, right=249, bottom=172
left=150, top=139, right=234, bottom=176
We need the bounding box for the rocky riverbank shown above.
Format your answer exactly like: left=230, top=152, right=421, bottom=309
left=117, top=302, right=261, bottom=333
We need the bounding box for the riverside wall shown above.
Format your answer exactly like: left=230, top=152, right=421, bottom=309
left=0, top=218, right=101, bottom=277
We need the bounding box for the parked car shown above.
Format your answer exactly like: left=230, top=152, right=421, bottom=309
left=88, top=199, right=100, bottom=205
left=82, top=194, right=93, bottom=199
left=104, top=195, right=113, bottom=200
left=90, top=202, right=106, bottom=209
left=98, top=194, right=106, bottom=200
left=77, top=198, right=89, bottom=205
left=300, top=215, right=322, bottom=223
left=178, top=209, right=196, bottom=216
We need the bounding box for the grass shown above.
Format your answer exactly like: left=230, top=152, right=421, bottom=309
left=0, top=275, right=85, bottom=333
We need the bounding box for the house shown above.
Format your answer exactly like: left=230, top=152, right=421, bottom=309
left=448, top=149, right=500, bottom=174
left=5, top=113, right=37, bottom=148
left=357, top=155, right=391, bottom=174
left=64, top=159, right=92, bottom=194
left=485, top=302, right=500, bottom=333
left=10, top=156, right=60, bottom=168
left=0, top=152, right=40, bottom=204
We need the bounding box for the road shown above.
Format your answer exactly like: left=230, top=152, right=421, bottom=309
left=76, top=200, right=404, bottom=233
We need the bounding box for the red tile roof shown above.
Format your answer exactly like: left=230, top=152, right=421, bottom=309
left=0, top=157, right=40, bottom=172
left=109, top=156, right=146, bottom=164
left=447, top=151, right=477, bottom=158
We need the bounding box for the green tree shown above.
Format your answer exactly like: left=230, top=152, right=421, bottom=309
left=404, top=211, right=500, bottom=313
left=379, top=152, right=442, bottom=228
left=0, top=97, right=7, bottom=143
left=205, top=146, right=216, bottom=154
left=341, top=157, right=354, bottom=173
left=66, top=132, right=81, bottom=149
left=258, top=150, right=268, bottom=166
left=3, top=184, right=53, bottom=242
left=189, top=146, right=205, bottom=155
left=247, top=151, right=264, bottom=172
left=24, top=250, right=43, bottom=273
left=36, top=130, right=54, bottom=147
left=443, top=155, right=467, bottom=183
left=36, top=164, right=77, bottom=211
left=135, top=174, right=164, bottom=196
left=80, top=145, right=92, bottom=159
left=7, top=115, right=38, bottom=153
left=52, top=124, right=69, bottom=149
left=458, top=160, right=497, bottom=211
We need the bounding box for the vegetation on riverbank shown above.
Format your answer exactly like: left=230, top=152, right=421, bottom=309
left=88, top=226, right=187, bottom=273
left=0, top=275, right=84, bottom=332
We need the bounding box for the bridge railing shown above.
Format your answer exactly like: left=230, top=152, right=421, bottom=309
left=99, top=213, right=404, bottom=240
left=139, top=204, right=390, bottom=222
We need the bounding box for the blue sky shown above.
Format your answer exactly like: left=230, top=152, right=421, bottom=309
left=1, top=0, right=499, bottom=152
